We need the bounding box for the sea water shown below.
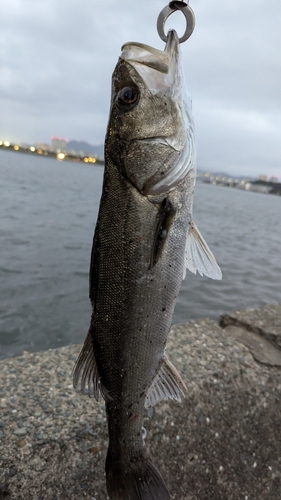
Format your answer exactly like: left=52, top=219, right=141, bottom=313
left=1, top=149, right=280, bottom=359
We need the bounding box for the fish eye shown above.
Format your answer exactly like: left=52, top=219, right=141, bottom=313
left=117, top=86, right=139, bottom=110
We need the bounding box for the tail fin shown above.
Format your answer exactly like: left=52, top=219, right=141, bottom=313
left=106, top=450, right=171, bottom=500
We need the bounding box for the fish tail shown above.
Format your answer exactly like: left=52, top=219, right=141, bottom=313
left=105, top=448, right=171, bottom=500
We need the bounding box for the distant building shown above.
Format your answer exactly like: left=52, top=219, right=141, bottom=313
left=269, top=176, right=278, bottom=183
left=258, top=174, right=267, bottom=181
left=35, top=142, right=51, bottom=151
left=51, top=136, right=68, bottom=153
left=65, top=140, right=104, bottom=160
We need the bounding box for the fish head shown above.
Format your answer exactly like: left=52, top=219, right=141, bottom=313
left=105, top=30, right=195, bottom=197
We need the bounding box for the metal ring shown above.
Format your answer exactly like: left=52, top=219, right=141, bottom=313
left=157, top=3, right=195, bottom=43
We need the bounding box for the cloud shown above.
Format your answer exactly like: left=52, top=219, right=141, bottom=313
left=0, top=0, right=280, bottom=178
left=194, top=99, right=281, bottom=175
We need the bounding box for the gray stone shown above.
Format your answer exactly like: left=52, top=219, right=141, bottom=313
left=220, top=302, right=281, bottom=349
left=9, top=467, right=17, bottom=477
left=13, top=427, right=27, bottom=436
left=224, top=325, right=281, bottom=366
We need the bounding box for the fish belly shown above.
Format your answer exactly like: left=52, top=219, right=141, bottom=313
left=91, top=159, right=187, bottom=407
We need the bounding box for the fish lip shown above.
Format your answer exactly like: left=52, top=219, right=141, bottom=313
left=121, top=42, right=163, bottom=57
left=119, top=30, right=179, bottom=84
left=121, top=29, right=179, bottom=60
left=120, top=43, right=171, bottom=74
left=164, top=29, right=179, bottom=57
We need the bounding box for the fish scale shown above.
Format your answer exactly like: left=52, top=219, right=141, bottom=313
left=73, top=29, right=221, bottom=500
left=91, top=159, right=189, bottom=500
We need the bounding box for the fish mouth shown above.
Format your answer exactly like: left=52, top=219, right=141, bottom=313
left=120, top=30, right=179, bottom=78
left=120, top=43, right=170, bottom=74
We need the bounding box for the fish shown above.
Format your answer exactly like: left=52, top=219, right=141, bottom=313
left=73, top=29, right=222, bottom=500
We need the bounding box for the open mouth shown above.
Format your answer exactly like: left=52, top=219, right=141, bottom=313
left=120, top=31, right=179, bottom=92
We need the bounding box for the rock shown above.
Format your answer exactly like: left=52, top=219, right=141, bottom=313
left=220, top=303, right=281, bottom=366
left=9, top=467, right=17, bottom=477
left=16, top=438, right=27, bottom=448
left=222, top=324, right=281, bottom=366
left=220, top=302, right=281, bottom=350
left=14, top=427, right=27, bottom=436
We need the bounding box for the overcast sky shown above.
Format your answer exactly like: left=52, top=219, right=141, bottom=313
left=1, top=0, right=280, bottom=178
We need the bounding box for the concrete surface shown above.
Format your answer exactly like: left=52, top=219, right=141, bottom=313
left=0, top=303, right=281, bottom=499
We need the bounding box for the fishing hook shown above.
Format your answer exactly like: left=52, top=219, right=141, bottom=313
left=157, top=1, right=195, bottom=43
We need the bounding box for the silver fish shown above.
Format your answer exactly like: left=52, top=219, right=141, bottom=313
left=73, top=30, right=221, bottom=500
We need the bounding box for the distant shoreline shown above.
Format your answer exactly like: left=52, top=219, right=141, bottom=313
left=0, top=142, right=104, bottom=166
left=1, top=144, right=280, bottom=195
left=198, top=176, right=281, bottom=196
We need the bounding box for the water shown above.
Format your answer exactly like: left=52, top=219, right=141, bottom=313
left=1, top=149, right=280, bottom=360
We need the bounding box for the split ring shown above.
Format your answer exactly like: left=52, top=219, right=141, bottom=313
left=157, top=2, right=195, bottom=43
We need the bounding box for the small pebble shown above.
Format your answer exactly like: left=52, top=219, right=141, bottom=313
left=16, top=438, right=26, bottom=448
left=14, top=427, right=27, bottom=436
left=9, top=467, right=17, bottom=477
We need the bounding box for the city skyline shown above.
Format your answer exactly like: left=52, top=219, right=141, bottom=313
left=1, top=0, right=281, bottom=179
left=1, top=134, right=279, bottom=182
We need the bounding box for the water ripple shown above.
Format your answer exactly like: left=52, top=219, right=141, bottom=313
left=0, top=149, right=280, bottom=359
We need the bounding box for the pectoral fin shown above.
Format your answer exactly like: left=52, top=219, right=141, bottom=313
left=184, top=221, right=222, bottom=280
left=150, top=198, right=176, bottom=268
left=89, top=220, right=100, bottom=304
left=145, top=356, right=187, bottom=409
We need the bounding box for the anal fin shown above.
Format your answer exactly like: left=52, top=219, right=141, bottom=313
left=145, top=356, right=187, bottom=409
left=184, top=221, right=222, bottom=280
left=73, top=327, right=101, bottom=401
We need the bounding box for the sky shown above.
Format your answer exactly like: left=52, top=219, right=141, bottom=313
left=0, top=0, right=280, bottom=179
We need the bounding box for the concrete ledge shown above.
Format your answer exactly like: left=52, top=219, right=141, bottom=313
left=0, top=304, right=281, bottom=499
left=220, top=302, right=281, bottom=350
